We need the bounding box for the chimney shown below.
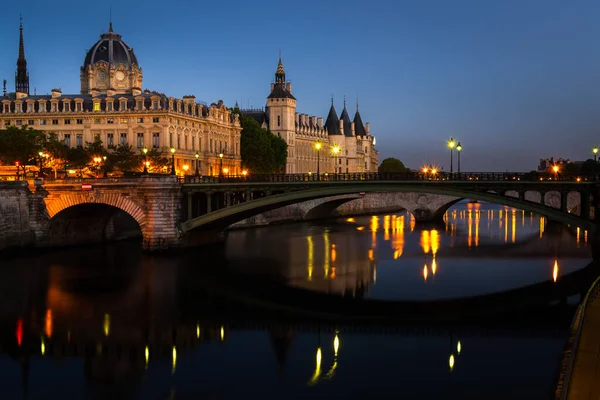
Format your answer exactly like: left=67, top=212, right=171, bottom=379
left=286, top=82, right=292, bottom=93
left=339, top=120, right=344, bottom=135
left=366, top=122, right=370, bottom=135
left=51, top=88, right=62, bottom=98
left=351, top=122, right=355, bottom=136
left=317, top=117, right=323, bottom=127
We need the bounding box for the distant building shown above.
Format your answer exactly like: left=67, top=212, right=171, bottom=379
left=537, top=157, right=574, bottom=172
left=0, top=19, right=242, bottom=176
left=241, top=58, right=378, bottom=174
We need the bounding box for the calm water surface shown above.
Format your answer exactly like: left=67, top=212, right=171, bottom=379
left=0, top=202, right=594, bottom=399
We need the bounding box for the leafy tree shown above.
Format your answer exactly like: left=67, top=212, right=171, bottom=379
left=145, top=148, right=171, bottom=173
left=85, top=135, right=108, bottom=157
left=67, top=147, right=90, bottom=174
left=237, top=112, right=288, bottom=174
left=108, top=143, right=140, bottom=173
left=580, top=159, right=600, bottom=175
left=378, top=157, right=408, bottom=173
left=0, top=126, right=44, bottom=176
left=43, top=132, right=69, bottom=169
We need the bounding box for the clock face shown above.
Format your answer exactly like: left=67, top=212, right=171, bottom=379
left=97, top=71, right=106, bottom=81
left=115, top=71, right=126, bottom=82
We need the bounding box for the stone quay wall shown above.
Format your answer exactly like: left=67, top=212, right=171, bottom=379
left=0, top=182, right=40, bottom=251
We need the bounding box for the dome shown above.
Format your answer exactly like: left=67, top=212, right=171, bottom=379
left=83, top=26, right=138, bottom=69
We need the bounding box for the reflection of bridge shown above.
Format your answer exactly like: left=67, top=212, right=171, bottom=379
left=3, top=172, right=599, bottom=251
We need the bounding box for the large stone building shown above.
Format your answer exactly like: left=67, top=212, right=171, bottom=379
left=243, top=58, right=378, bottom=174
left=0, top=20, right=242, bottom=176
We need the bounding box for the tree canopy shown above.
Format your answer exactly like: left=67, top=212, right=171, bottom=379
left=0, top=126, right=44, bottom=175
left=234, top=108, right=288, bottom=174
left=378, top=157, right=408, bottom=173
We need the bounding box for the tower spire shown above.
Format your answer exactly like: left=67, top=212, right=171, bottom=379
left=275, top=56, right=285, bottom=84
left=109, top=5, right=113, bottom=32
left=343, top=95, right=346, bottom=108
left=15, top=15, right=29, bottom=95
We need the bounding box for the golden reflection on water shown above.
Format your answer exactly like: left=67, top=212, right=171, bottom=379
left=324, top=231, right=330, bottom=278
left=553, top=260, right=559, bottom=282
left=307, top=236, right=314, bottom=281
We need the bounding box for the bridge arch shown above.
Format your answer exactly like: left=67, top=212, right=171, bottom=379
left=180, top=184, right=596, bottom=233
left=45, top=192, right=147, bottom=228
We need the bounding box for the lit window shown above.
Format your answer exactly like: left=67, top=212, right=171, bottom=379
left=107, top=118, right=114, bottom=124
left=120, top=118, right=128, bottom=124
left=93, top=102, right=100, bottom=112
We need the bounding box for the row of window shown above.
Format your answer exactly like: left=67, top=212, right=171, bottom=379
left=2, top=117, right=161, bottom=127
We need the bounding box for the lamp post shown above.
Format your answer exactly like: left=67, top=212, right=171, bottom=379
left=456, top=142, right=462, bottom=175
left=103, top=156, right=107, bottom=178
left=38, top=151, right=44, bottom=177
left=218, top=152, right=224, bottom=176
left=552, top=165, right=559, bottom=180
left=170, top=148, right=176, bottom=175
left=593, top=147, right=598, bottom=162
left=142, top=148, right=148, bottom=174
left=315, top=142, right=322, bottom=177
left=332, top=145, right=340, bottom=178
left=447, top=138, right=456, bottom=176
left=195, top=153, right=200, bottom=177
left=93, top=157, right=101, bottom=178
left=182, top=164, right=189, bottom=176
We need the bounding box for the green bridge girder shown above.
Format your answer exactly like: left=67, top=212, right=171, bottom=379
left=179, top=180, right=598, bottom=233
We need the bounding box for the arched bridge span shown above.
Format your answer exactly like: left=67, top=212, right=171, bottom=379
left=180, top=181, right=598, bottom=234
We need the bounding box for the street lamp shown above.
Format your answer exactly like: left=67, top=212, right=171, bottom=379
left=195, top=152, right=200, bottom=177
left=38, top=151, right=44, bottom=177
left=332, top=145, right=340, bottom=177
left=182, top=164, right=189, bottom=175
left=102, top=156, right=107, bottom=178
left=315, top=142, right=322, bottom=176
left=593, top=147, right=598, bottom=162
left=242, top=170, right=248, bottom=177
left=447, top=137, right=456, bottom=175
left=456, top=142, right=462, bottom=174
left=552, top=164, right=559, bottom=180
left=223, top=167, right=229, bottom=175
left=218, top=152, right=224, bottom=176
left=170, top=147, right=176, bottom=175
left=142, top=147, right=148, bottom=174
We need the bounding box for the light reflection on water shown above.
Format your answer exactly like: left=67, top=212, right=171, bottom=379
left=225, top=202, right=592, bottom=301
left=0, top=201, right=593, bottom=399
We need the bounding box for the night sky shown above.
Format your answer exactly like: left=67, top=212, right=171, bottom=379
left=1, top=0, right=599, bottom=171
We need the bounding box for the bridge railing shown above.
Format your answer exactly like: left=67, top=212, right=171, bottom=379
left=182, top=172, right=597, bottom=184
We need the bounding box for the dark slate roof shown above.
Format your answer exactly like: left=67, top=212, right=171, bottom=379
left=324, top=103, right=341, bottom=135
left=83, top=30, right=138, bottom=68
left=354, top=109, right=366, bottom=136
left=243, top=110, right=268, bottom=126
left=340, top=106, right=353, bottom=137
left=267, top=83, right=296, bottom=100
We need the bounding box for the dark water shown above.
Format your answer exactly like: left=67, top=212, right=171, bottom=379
left=0, top=202, right=595, bottom=399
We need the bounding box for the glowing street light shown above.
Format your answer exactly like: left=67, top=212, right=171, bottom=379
left=142, top=147, right=148, bottom=174
left=332, top=145, right=341, bottom=176
left=182, top=164, right=189, bottom=175
left=102, top=155, right=107, bottom=178
left=448, top=137, right=456, bottom=175
left=241, top=169, right=248, bottom=177
left=552, top=165, right=559, bottom=180
left=218, top=152, right=224, bottom=176
left=170, top=147, right=176, bottom=175
left=195, top=152, right=200, bottom=176
left=315, top=142, right=322, bottom=175
left=456, top=142, right=462, bottom=174
left=593, top=147, right=598, bottom=162
left=223, top=167, right=229, bottom=175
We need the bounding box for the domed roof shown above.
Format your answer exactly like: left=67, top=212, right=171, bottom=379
left=83, top=24, right=138, bottom=68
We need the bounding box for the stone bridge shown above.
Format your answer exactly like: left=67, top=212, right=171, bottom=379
left=0, top=173, right=599, bottom=252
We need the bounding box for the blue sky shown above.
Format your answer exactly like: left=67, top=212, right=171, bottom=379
left=1, top=0, right=600, bottom=171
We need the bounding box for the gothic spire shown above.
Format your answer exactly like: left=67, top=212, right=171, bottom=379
left=275, top=56, right=285, bottom=83
left=15, top=16, right=29, bottom=95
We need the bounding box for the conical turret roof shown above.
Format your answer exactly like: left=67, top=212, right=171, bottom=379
left=340, top=99, right=353, bottom=137
left=325, top=101, right=341, bottom=135
left=353, top=101, right=366, bottom=136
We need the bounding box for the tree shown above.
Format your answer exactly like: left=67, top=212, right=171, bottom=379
left=85, top=135, right=108, bottom=158
left=237, top=112, right=289, bottom=174
left=580, top=159, right=600, bottom=175
left=0, top=126, right=44, bottom=177
left=145, top=148, right=171, bottom=173
left=108, top=143, right=140, bottom=173
left=378, top=157, right=408, bottom=173
left=66, top=147, right=90, bottom=175
left=42, top=132, right=70, bottom=177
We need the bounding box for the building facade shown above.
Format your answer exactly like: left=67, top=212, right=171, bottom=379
left=0, top=21, right=242, bottom=176
left=243, top=58, right=378, bottom=174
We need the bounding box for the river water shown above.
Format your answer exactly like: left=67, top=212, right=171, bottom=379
left=0, top=202, right=595, bottom=399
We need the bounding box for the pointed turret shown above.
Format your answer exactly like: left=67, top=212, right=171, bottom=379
left=325, top=97, right=341, bottom=135
left=353, top=99, right=366, bottom=136
left=268, top=57, right=295, bottom=100
left=340, top=96, right=353, bottom=137
left=15, top=16, right=29, bottom=95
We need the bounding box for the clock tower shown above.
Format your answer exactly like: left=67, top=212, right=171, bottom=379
left=80, top=23, right=142, bottom=95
